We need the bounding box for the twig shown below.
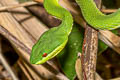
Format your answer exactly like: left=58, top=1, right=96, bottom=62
left=101, top=9, right=117, bottom=13
left=33, top=0, right=43, bottom=3
left=110, top=77, right=120, bottom=80
left=81, top=0, right=101, bottom=80
left=99, top=30, right=120, bottom=54
left=41, top=61, right=69, bottom=80
left=21, top=60, right=48, bottom=80
left=0, top=1, right=38, bottom=11
left=82, top=26, right=98, bottom=80
left=95, top=73, right=103, bottom=80
left=0, top=26, right=31, bottom=54
left=0, top=0, right=116, bottom=14
left=0, top=37, right=19, bottom=80
left=17, top=59, right=34, bottom=80
left=76, top=53, right=103, bottom=80
left=27, top=5, right=61, bottom=27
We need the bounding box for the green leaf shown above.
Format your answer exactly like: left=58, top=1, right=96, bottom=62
left=57, top=23, right=84, bottom=80
left=98, top=40, right=108, bottom=55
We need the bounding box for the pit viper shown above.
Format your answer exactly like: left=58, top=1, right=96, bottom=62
left=30, top=0, right=120, bottom=64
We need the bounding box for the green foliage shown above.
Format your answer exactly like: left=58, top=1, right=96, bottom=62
left=57, top=23, right=84, bottom=80
left=98, top=40, right=108, bottom=55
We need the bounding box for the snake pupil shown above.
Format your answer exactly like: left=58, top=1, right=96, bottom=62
left=42, top=53, right=47, bottom=57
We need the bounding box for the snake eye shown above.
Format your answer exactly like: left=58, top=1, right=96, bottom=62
left=42, top=53, right=47, bottom=57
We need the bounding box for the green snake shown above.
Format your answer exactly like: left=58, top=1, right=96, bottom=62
left=30, top=0, right=120, bottom=64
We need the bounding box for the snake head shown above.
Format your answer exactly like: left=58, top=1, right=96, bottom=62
left=30, top=28, right=68, bottom=64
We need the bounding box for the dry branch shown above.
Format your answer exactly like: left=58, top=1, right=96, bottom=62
left=110, top=77, right=120, bottom=80
left=82, top=26, right=98, bottom=80
left=0, top=37, right=19, bottom=80
left=17, top=59, right=34, bottom=80
left=27, top=5, right=61, bottom=27
left=0, top=26, right=31, bottom=54
left=81, top=0, right=101, bottom=80
left=99, top=30, right=120, bottom=53
left=0, top=1, right=37, bottom=11
left=101, top=9, right=117, bottom=13
left=75, top=53, right=103, bottom=80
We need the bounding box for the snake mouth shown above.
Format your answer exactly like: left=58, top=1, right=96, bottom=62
left=35, top=57, right=48, bottom=64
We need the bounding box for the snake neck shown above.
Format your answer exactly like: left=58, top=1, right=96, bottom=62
left=44, top=0, right=73, bottom=35
left=57, top=13, right=73, bottom=35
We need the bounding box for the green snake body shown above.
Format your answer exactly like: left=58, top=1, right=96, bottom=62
left=30, top=0, right=120, bottom=64
left=76, top=0, right=120, bottom=30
